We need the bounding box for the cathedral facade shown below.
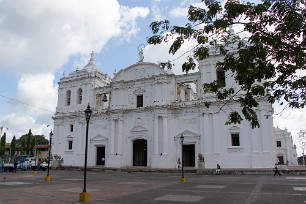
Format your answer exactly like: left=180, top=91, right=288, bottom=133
left=52, top=52, right=276, bottom=169
left=275, top=127, right=298, bottom=166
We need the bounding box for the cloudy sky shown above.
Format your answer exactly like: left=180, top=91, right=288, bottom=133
left=0, top=0, right=304, bottom=156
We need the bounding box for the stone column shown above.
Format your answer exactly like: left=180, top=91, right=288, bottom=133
left=110, top=119, right=115, bottom=154
left=261, top=110, right=273, bottom=152
left=117, top=119, right=123, bottom=154
left=204, top=113, right=213, bottom=154
left=163, top=116, right=168, bottom=155
left=154, top=116, right=159, bottom=155
left=213, top=114, right=220, bottom=153
left=163, top=82, right=167, bottom=103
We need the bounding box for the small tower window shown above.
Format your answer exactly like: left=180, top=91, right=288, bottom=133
left=68, top=140, right=73, bottom=150
left=77, top=88, right=82, bottom=104
left=277, top=141, right=282, bottom=147
left=136, top=95, right=143, bottom=108
left=70, top=124, right=73, bottom=132
left=216, top=68, right=226, bottom=88
left=66, top=90, right=71, bottom=106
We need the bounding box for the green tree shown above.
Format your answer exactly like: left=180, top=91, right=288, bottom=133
left=0, top=132, right=6, bottom=155
left=147, top=0, right=305, bottom=128
left=16, top=133, right=49, bottom=156
left=20, top=137, right=26, bottom=154
left=32, top=135, right=49, bottom=145
left=26, top=129, right=32, bottom=154
left=10, top=135, right=16, bottom=156
left=30, top=137, right=36, bottom=156
left=17, top=134, right=49, bottom=146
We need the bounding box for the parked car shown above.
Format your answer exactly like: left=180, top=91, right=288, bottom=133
left=40, top=161, right=52, bottom=171
left=3, top=163, right=14, bottom=172
left=30, top=158, right=52, bottom=171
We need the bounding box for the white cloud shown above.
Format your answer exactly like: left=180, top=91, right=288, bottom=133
left=0, top=0, right=149, bottom=141
left=118, top=6, right=150, bottom=42
left=169, top=1, right=206, bottom=19
left=151, top=0, right=166, bottom=21
left=0, top=0, right=149, bottom=74
left=144, top=35, right=198, bottom=74
left=16, top=73, right=57, bottom=114
left=1, top=73, right=57, bottom=142
left=169, top=7, right=188, bottom=18
left=1, top=113, right=36, bottom=141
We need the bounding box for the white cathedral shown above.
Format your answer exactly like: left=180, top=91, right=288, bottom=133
left=52, top=51, right=278, bottom=169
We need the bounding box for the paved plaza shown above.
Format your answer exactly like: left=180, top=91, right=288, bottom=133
left=0, top=169, right=306, bottom=203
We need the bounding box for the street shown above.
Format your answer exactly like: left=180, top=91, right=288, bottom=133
left=0, top=170, right=305, bottom=203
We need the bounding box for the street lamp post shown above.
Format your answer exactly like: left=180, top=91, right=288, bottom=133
left=80, top=104, right=92, bottom=202
left=302, top=143, right=306, bottom=166
left=45, top=130, right=53, bottom=182
left=180, top=134, right=186, bottom=182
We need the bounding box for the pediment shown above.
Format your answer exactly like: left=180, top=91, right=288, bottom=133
left=229, top=126, right=240, bottom=133
left=131, top=125, right=147, bottom=132
left=112, top=62, right=168, bottom=82
left=176, top=130, right=200, bottom=137
left=174, top=130, right=200, bottom=141
left=90, top=134, right=108, bottom=142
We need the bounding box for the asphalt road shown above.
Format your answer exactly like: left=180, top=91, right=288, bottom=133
left=0, top=169, right=305, bottom=204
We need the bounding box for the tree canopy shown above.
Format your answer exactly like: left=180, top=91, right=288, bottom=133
left=147, top=0, right=305, bottom=128
left=16, top=130, right=49, bottom=155
left=10, top=136, right=16, bottom=156
left=0, top=132, right=6, bottom=155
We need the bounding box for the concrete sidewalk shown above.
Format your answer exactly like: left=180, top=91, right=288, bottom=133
left=0, top=169, right=306, bottom=204
left=57, top=165, right=306, bottom=175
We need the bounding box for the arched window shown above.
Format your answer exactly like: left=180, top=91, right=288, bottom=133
left=77, top=88, right=82, bottom=104
left=66, top=90, right=71, bottom=106
left=216, top=68, right=226, bottom=88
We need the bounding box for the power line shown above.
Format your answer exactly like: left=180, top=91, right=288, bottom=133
left=0, top=94, right=55, bottom=113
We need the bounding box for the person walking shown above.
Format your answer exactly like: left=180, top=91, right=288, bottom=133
left=37, top=159, right=41, bottom=171
left=13, top=160, right=18, bottom=173
left=0, top=160, right=4, bottom=173
left=274, top=163, right=281, bottom=176
left=216, top=164, right=221, bottom=175
left=177, top=158, right=181, bottom=169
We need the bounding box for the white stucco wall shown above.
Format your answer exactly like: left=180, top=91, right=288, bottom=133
left=53, top=53, right=277, bottom=169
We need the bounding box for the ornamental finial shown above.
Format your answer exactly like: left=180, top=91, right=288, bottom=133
left=138, top=44, right=145, bottom=62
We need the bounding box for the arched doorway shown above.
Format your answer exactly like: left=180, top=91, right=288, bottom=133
left=133, top=139, right=147, bottom=166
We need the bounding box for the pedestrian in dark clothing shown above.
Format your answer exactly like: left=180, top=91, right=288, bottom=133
left=37, top=159, right=41, bottom=171
left=274, top=163, right=281, bottom=176
left=0, top=160, right=4, bottom=173
left=13, top=160, right=18, bottom=173
left=216, top=164, right=221, bottom=175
